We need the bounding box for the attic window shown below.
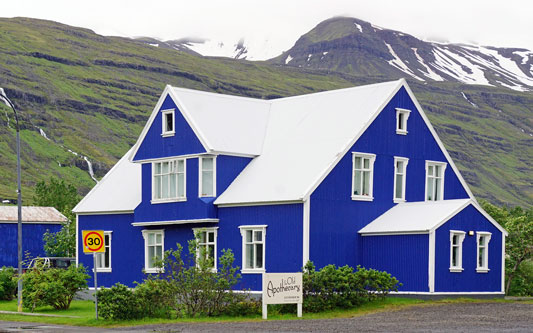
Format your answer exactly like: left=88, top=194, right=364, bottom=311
left=162, top=109, right=175, bottom=137
left=396, top=108, right=411, bottom=135
left=352, top=152, right=376, bottom=201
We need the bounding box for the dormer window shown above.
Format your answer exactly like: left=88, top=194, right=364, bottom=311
left=162, top=109, right=175, bottom=137
left=396, top=108, right=411, bottom=135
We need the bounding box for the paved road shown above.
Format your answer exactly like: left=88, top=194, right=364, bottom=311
left=0, top=302, right=532, bottom=332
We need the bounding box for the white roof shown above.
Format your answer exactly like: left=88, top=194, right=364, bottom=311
left=215, top=80, right=404, bottom=204
left=73, top=148, right=141, bottom=214
left=0, top=206, right=67, bottom=223
left=359, top=199, right=472, bottom=235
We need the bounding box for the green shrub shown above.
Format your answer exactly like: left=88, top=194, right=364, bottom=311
left=302, top=261, right=400, bottom=312
left=134, top=278, right=174, bottom=318
left=22, top=260, right=89, bottom=311
left=0, top=267, right=17, bottom=301
left=223, top=299, right=262, bottom=317
left=508, top=260, right=533, bottom=296
left=97, top=283, right=143, bottom=320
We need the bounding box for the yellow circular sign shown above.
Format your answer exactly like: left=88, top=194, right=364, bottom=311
left=82, top=230, right=105, bottom=253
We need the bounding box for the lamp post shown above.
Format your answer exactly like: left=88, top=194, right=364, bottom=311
left=0, top=88, right=23, bottom=312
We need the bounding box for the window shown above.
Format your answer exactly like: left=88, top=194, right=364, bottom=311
left=194, top=227, right=218, bottom=271
left=396, top=108, right=411, bottom=135
left=161, top=109, right=175, bottom=136
left=95, top=232, right=112, bottom=272
left=476, top=232, right=492, bottom=273
left=239, top=225, right=266, bottom=273
left=152, top=159, right=186, bottom=202
left=393, top=157, right=409, bottom=202
left=425, top=161, right=447, bottom=201
left=142, top=230, right=164, bottom=273
left=199, top=156, right=216, bottom=197
left=352, top=152, right=376, bottom=201
left=450, top=230, right=465, bottom=272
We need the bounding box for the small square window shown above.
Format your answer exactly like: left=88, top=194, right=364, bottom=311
left=396, top=108, right=411, bottom=135
left=161, top=109, right=175, bottom=137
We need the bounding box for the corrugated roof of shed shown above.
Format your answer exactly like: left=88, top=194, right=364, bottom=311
left=0, top=206, right=67, bottom=223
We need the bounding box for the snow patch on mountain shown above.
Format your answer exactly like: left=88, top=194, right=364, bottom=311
left=38, top=128, right=50, bottom=141
left=412, top=48, right=444, bottom=81
left=514, top=50, right=532, bottom=64
left=285, top=55, right=293, bottom=64
left=461, top=92, right=478, bottom=108
left=354, top=23, right=363, bottom=33
left=385, top=43, right=423, bottom=81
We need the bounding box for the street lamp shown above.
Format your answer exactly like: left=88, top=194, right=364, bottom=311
left=0, top=88, right=23, bottom=312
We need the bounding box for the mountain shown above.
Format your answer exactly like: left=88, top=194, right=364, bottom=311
left=269, top=17, right=533, bottom=92
left=0, top=17, right=531, bottom=208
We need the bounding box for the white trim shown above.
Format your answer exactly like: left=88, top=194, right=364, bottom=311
left=428, top=230, right=435, bottom=292
left=76, top=210, right=134, bottom=216
left=351, top=152, right=376, bottom=201
left=217, top=200, right=303, bottom=208
left=501, top=234, right=506, bottom=293
left=476, top=231, right=492, bottom=273
left=161, top=109, right=175, bottom=137
left=239, top=225, right=267, bottom=274
left=302, top=198, right=310, bottom=267
left=95, top=231, right=112, bottom=273
left=0, top=221, right=63, bottom=224
left=199, top=156, right=216, bottom=198
left=360, top=231, right=429, bottom=236
left=150, top=198, right=187, bottom=204
left=425, top=161, right=447, bottom=201
left=470, top=201, right=508, bottom=236
left=395, top=108, right=411, bottom=135
left=449, top=230, right=466, bottom=272
left=134, top=153, right=201, bottom=164
left=390, top=291, right=505, bottom=295
left=132, top=218, right=219, bottom=227
left=193, top=227, right=219, bottom=272
left=429, top=201, right=471, bottom=233
left=130, top=86, right=212, bottom=162
left=142, top=229, right=165, bottom=274
left=75, top=214, right=79, bottom=266
left=393, top=156, right=409, bottom=203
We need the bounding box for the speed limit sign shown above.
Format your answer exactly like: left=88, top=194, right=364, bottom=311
left=82, top=230, right=105, bottom=253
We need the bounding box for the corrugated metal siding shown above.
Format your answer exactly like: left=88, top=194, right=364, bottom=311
left=0, top=223, right=61, bottom=267
left=134, top=155, right=251, bottom=223
left=310, top=87, right=470, bottom=270
left=133, top=94, right=206, bottom=161
left=0, top=206, right=67, bottom=223
left=434, top=204, right=502, bottom=292
left=218, top=203, right=303, bottom=291
left=361, top=234, right=429, bottom=291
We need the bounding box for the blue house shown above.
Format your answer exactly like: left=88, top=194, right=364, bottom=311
left=73, top=79, right=507, bottom=296
left=0, top=206, right=65, bottom=267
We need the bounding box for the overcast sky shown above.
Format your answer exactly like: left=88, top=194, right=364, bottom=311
left=2, top=0, right=532, bottom=54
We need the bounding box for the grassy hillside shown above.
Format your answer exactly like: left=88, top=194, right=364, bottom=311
left=0, top=18, right=530, bottom=207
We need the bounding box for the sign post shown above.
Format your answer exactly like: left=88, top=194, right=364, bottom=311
left=82, top=230, right=105, bottom=320
left=262, top=273, right=303, bottom=320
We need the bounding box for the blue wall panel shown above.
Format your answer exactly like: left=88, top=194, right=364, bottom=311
left=0, top=223, right=61, bottom=267
left=133, top=94, right=206, bottom=161
left=134, top=155, right=251, bottom=223
left=361, top=234, right=429, bottom=291
left=434, top=204, right=502, bottom=292
left=310, top=87, right=469, bottom=270
left=217, top=204, right=303, bottom=291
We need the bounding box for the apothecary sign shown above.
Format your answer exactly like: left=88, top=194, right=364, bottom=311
left=262, top=272, right=303, bottom=304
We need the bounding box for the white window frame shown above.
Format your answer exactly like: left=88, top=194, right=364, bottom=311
left=393, top=157, right=409, bottom=203
left=239, top=225, right=267, bottom=274
left=352, top=152, right=376, bottom=201
left=449, top=230, right=466, bottom=272
left=425, top=161, right=447, bottom=201
left=95, top=231, right=112, bottom=273
left=151, top=159, right=186, bottom=203
left=396, top=108, right=411, bottom=135
left=193, top=227, right=218, bottom=272
left=199, top=156, right=216, bottom=198
left=476, top=232, right=492, bottom=273
left=161, top=109, right=175, bottom=137
left=142, top=229, right=165, bottom=274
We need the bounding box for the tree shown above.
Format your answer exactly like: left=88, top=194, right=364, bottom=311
left=482, top=201, right=533, bottom=295
left=33, top=178, right=80, bottom=257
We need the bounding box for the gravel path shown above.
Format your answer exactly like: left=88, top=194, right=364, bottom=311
left=0, top=302, right=532, bottom=332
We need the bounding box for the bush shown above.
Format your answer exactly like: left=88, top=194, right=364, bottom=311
left=302, top=261, right=400, bottom=312
left=134, top=278, right=174, bottom=318
left=508, top=260, right=533, bottom=296
left=97, top=283, right=143, bottom=320
left=22, top=260, right=89, bottom=311
left=0, top=267, right=17, bottom=301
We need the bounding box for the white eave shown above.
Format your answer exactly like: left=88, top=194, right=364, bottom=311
left=131, top=218, right=219, bottom=227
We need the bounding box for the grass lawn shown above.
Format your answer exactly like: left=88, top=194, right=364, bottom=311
left=0, top=297, right=529, bottom=328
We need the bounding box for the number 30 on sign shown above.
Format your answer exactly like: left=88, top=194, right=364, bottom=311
left=82, top=230, right=105, bottom=253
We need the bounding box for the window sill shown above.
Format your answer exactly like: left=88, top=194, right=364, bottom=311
left=93, top=268, right=112, bottom=273
left=396, top=130, right=408, bottom=135
left=476, top=268, right=490, bottom=273
left=393, top=198, right=406, bottom=204
left=241, top=269, right=265, bottom=274
left=449, top=267, right=464, bottom=273
left=144, top=268, right=164, bottom=274
left=199, top=195, right=216, bottom=198
left=151, top=198, right=187, bottom=204
left=161, top=132, right=175, bottom=137
left=352, top=195, right=373, bottom=202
